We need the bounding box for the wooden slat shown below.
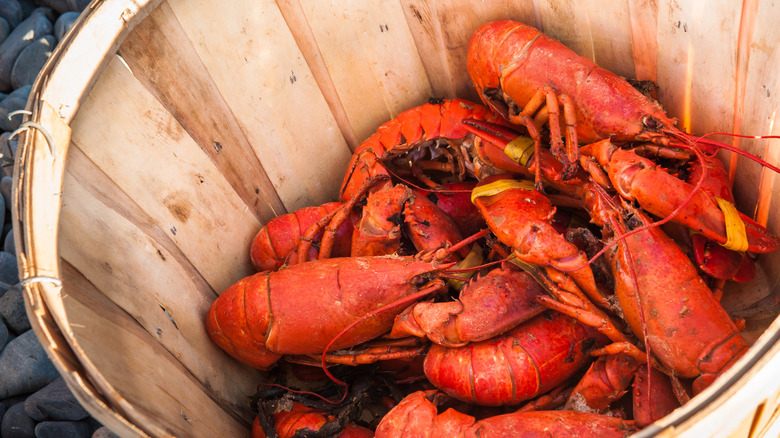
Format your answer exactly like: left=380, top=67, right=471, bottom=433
left=69, top=55, right=257, bottom=294
left=733, top=0, right=780, bottom=314
left=398, top=0, right=537, bottom=102
left=166, top=0, right=352, bottom=212
left=288, top=0, right=434, bottom=144
left=59, top=149, right=262, bottom=426
left=628, top=0, right=660, bottom=82
left=655, top=0, right=741, bottom=135
left=536, top=0, right=636, bottom=79
left=119, top=1, right=288, bottom=221
left=60, top=260, right=253, bottom=437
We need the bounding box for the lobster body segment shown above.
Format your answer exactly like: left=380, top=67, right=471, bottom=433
left=423, top=311, right=604, bottom=406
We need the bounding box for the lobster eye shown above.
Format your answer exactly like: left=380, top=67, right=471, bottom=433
left=642, top=115, right=659, bottom=130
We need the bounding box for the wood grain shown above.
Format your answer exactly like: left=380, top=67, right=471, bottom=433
left=119, top=1, right=288, bottom=222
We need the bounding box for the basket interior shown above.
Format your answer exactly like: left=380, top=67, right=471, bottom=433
left=23, top=0, right=780, bottom=436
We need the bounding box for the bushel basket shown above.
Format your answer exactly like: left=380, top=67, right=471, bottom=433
left=13, top=0, right=780, bottom=436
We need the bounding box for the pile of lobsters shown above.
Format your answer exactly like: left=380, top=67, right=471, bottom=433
left=205, top=20, right=780, bottom=437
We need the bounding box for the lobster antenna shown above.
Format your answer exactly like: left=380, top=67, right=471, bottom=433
left=319, top=278, right=452, bottom=405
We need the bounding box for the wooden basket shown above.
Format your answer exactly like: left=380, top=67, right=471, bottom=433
left=12, top=0, right=780, bottom=436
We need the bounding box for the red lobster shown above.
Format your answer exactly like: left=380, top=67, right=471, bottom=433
left=339, top=98, right=513, bottom=202
left=389, top=263, right=546, bottom=347
left=466, top=19, right=730, bottom=179
left=206, top=254, right=458, bottom=369
left=582, top=184, right=749, bottom=394
left=249, top=202, right=354, bottom=271
left=423, top=311, right=604, bottom=406
left=463, top=121, right=778, bottom=282
left=375, top=390, right=636, bottom=437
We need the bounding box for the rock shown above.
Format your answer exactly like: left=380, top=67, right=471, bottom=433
left=0, top=85, right=31, bottom=131
left=4, top=229, right=14, bottom=254
left=1, top=176, right=11, bottom=211
left=1, top=393, right=30, bottom=409
left=0, top=0, right=22, bottom=29
left=17, top=0, right=36, bottom=18
left=0, top=250, right=18, bottom=294
left=11, top=34, right=55, bottom=89
left=0, top=318, right=8, bottom=350
left=91, top=426, right=120, bottom=438
left=1, top=402, right=35, bottom=438
left=0, top=11, right=52, bottom=92
left=54, top=11, right=80, bottom=42
left=0, top=17, right=9, bottom=46
left=33, top=0, right=89, bottom=15
left=24, top=377, right=89, bottom=422
left=0, top=330, right=60, bottom=399
left=0, top=191, right=6, bottom=228
left=35, top=421, right=93, bottom=438
left=0, top=286, right=29, bottom=333
left=31, top=7, right=57, bottom=24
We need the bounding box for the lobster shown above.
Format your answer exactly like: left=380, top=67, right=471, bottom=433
left=582, top=183, right=749, bottom=394
left=469, top=174, right=609, bottom=310
left=633, top=364, right=681, bottom=428
left=350, top=183, right=466, bottom=258
left=564, top=353, right=640, bottom=414
left=375, top=390, right=637, bottom=437
left=423, top=311, right=605, bottom=406
left=206, top=252, right=464, bottom=369
left=338, top=98, right=513, bottom=202
left=251, top=403, right=374, bottom=438
left=463, top=120, right=777, bottom=280
left=388, top=262, right=546, bottom=347
left=249, top=202, right=355, bottom=271
left=466, top=20, right=730, bottom=181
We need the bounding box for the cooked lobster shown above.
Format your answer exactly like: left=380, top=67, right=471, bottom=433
left=375, top=390, right=636, bottom=437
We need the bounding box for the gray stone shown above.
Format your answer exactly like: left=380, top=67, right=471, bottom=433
left=0, top=286, right=29, bottom=334
left=1, top=402, right=35, bottom=438
left=34, top=0, right=89, bottom=15
left=0, top=85, right=31, bottom=131
left=0, top=11, right=52, bottom=92
left=31, top=7, right=57, bottom=24
left=24, top=378, right=90, bottom=422
left=0, top=17, right=9, bottom=46
left=0, top=250, right=18, bottom=294
left=0, top=131, right=19, bottom=170
left=17, top=0, right=36, bottom=18
left=0, top=191, right=6, bottom=229
left=0, top=319, right=8, bottom=350
left=54, top=11, right=80, bottom=42
left=0, top=0, right=22, bottom=29
left=4, top=229, right=14, bottom=254
left=1, top=176, right=11, bottom=212
left=0, top=330, right=60, bottom=399
left=91, top=426, right=121, bottom=438
left=10, top=34, right=54, bottom=89
left=35, top=420, right=93, bottom=438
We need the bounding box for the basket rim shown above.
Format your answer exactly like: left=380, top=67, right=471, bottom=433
left=11, top=1, right=780, bottom=436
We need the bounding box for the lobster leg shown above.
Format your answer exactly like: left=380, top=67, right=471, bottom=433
left=296, top=175, right=389, bottom=264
